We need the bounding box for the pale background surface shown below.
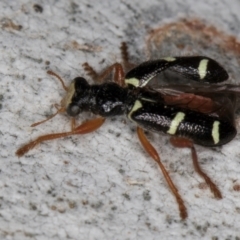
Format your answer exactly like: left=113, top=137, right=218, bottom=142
left=1, top=0, right=240, bottom=239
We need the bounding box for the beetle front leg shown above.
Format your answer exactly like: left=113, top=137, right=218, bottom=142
left=16, top=118, right=105, bottom=157
left=82, top=62, right=125, bottom=86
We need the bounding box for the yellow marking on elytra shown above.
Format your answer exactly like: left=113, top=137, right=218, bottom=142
left=125, top=77, right=153, bottom=87
left=162, top=57, right=176, bottom=62
left=212, top=121, right=220, bottom=144
left=125, top=78, right=140, bottom=87
left=167, top=112, right=185, bottom=135
left=198, top=59, right=209, bottom=79
left=128, top=100, right=142, bottom=120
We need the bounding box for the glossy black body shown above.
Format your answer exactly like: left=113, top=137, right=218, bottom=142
left=125, top=57, right=229, bottom=87
left=130, top=98, right=236, bottom=146
left=67, top=73, right=237, bottom=147
left=67, top=78, right=129, bottom=117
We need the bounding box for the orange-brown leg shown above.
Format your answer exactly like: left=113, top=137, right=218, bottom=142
left=120, top=42, right=135, bottom=70
left=82, top=62, right=125, bottom=86
left=137, top=127, right=187, bottom=220
left=16, top=118, right=105, bottom=157
left=82, top=42, right=137, bottom=86
left=82, top=43, right=136, bottom=86
left=170, top=137, right=222, bottom=199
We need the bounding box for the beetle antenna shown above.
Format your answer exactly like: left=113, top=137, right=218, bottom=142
left=31, top=71, right=68, bottom=128
left=47, top=70, right=68, bottom=91
left=31, top=106, right=65, bottom=127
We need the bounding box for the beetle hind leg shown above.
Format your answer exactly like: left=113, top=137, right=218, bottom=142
left=170, top=137, right=222, bottom=199
left=137, top=127, right=188, bottom=220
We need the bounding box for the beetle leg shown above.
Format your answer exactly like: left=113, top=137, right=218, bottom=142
left=82, top=42, right=134, bottom=84
left=170, top=137, right=222, bottom=199
left=16, top=117, right=105, bottom=157
left=82, top=43, right=130, bottom=86
left=120, top=42, right=135, bottom=70
left=82, top=62, right=125, bottom=86
left=137, top=127, right=187, bottom=220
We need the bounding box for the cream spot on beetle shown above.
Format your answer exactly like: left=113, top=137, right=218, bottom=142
left=167, top=112, right=185, bottom=135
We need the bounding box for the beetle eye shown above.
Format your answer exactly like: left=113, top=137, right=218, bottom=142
left=67, top=104, right=81, bottom=117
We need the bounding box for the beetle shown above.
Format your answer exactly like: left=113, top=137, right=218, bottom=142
left=16, top=43, right=239, bottom=219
